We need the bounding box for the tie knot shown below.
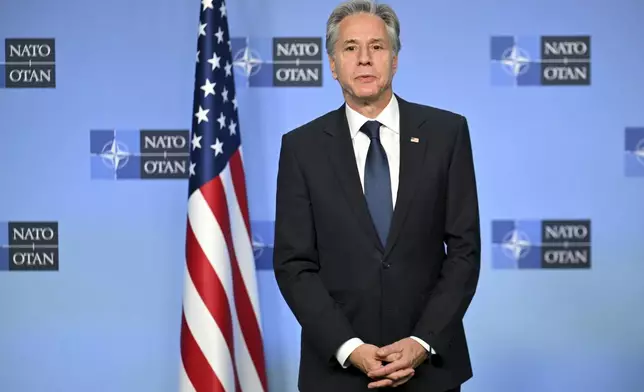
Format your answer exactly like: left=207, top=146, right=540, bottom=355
left=360, top=120, right=381, bottom=140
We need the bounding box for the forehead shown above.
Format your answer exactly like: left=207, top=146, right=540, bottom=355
left=337, top=13, right=388, bottom=41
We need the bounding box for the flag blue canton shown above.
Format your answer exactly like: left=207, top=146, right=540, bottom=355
left=189, top=0, right=240, bottom=195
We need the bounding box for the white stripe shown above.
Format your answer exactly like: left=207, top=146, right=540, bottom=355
left=179, top=360, right=197, bottom=392
left=188, top=189, right=235, bottom=311
left=189, top=173, right=265, bottom=391
left=224, top=250, right=265, bottom=392
left=188, top=190, right=240, bottom=391
left=234, top=310, right=266, bottom=392
left=220, top=163, right=263, bottom=328
left=182, top=271, right=235, bottom=392
left=221, top=164, right=265, bottom=391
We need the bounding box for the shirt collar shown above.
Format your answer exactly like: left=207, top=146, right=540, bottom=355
left=345, top=93, right=400, bottom=139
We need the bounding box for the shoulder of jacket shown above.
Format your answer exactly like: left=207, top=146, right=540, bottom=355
left=281, top=108, right=338, bottom=143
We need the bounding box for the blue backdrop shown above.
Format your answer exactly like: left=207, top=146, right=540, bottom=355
left=1, top=0, right=644, bottom=391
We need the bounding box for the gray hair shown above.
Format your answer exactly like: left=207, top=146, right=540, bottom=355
left=325, top=0, right=401, bottom=57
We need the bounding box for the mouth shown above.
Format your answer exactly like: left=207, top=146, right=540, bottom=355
left=356, top=75, right=376, bottom=82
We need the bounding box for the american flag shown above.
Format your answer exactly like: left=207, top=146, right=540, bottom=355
left=179, top=0, right=268, bottom=391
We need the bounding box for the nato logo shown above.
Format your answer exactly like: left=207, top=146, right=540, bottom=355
left=490, top=35, right=590, bottom=86
left=0, top=221, right=59, bottom=271
left=625, top=127, right=644, bottom=177
left=90, top=129, right=190, bottom=180
left=1, top=38, right=55, bottom=88
left=230, top=37, right=323, bottom=87
left=491, top=219, right=591, bottom=269
left=251, top=220, right=274, bottom=271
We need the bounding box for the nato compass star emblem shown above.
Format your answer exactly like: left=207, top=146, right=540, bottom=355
left=490, top=36, right=541, bottom=86
left=501, top=229, right=531, bottom=261
left=233, top=44, right=263, bottom=78
left=100, top=139, right=131, bottom=171
left=491, top=219, right=543, bottom=269
left=500, top=45, right=531, bottom=77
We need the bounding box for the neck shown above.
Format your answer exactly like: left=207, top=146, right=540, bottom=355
left=344, top=89, right=393, bottom=119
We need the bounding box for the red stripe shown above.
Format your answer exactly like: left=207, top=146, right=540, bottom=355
left=185, top=216, right=242, bottom=391
left=186, top=223, right=235, bottom=356
left=229, top=151, right=251, bottom=237
left=230, top=148, right=268, bottom=391
left=231, top=256, right=269, bottom=391
left=201, top=176, right=268, bottom=391
left=180, top=313, right=225, bottom=392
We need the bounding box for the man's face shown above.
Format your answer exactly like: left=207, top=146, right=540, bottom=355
left=329, top=12, right=398, bottom=103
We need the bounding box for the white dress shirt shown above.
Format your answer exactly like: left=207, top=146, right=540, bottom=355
left=334, top=94, right=434, bottom=368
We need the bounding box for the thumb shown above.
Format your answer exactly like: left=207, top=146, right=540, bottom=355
left=381, top=352, right=402, bottom=362
left=376, top=343, right=398, bottom=357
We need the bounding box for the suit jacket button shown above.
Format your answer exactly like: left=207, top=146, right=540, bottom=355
left=382, top=262, right=391, bottom=269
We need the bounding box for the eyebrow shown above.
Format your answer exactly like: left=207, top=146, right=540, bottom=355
left=343, top=38, right=386, bottom=45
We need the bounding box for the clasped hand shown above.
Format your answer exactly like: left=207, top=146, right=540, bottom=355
left=348, top=337, right=428, bottom=388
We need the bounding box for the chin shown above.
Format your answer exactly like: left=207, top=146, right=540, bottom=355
left=352, top=87, right=380, bottom=100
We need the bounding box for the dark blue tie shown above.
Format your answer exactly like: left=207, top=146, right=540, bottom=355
left=360, top=120, right=393, bottom=247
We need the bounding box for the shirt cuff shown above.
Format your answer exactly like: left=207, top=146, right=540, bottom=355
left=335, top=337, right=364, bottom=368
left=410, top=336, right=435, bottom=354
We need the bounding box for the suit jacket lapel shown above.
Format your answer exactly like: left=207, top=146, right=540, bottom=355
left=383, top=96, right=429, bottom=259
left=325, top=104, right=384, bottom=253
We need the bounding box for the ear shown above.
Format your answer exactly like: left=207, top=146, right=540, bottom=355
left=391, top=53, right=398, bottom=75
left=328, top=54, right=338, bottom=80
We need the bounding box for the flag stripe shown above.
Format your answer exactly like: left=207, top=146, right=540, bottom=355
left=183, top=271, right=235, bottom=392
left=180, top=314, right=227, bottom=392
left=187, top=190, right=239, bottom=391
left=231, top=288, right=265, bottom=392
left=224, top=154, right=262, bottom=321
left=186, top=222, right=242, bottom=392
left=229, top=149, right=251, bottom=237
left=200, top=171, right=267, bottom=391
left=186, top=224, right=234, bottom=354
left=220, top=162, right=268, bottom=388
left=179, top=360, right=197, bottom=392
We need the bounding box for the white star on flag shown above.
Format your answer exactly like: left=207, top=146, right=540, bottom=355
left=208, top=51, right=221, bottom=70
left=195, top=106, right=209, bottom=123
left=201, top=0, right=213, bottom=11
left=217, top=112, right=226, bottom=129
left=210, top=138, right=224, bottom=156
left=191, top=133, right=202, bottom=150
left=215, top=27, right=225, bottom=43
left=200, top=78, right=216, bottom=97
left=222, top=86, right=229, bottom=102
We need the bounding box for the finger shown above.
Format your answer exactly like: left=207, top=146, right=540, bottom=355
left=375, top=343, right=400, bottom=358
left=368, top=378, right=394, bottom=389
left=365, top=359, right=384, bottom=373
left=367, top=358, right=410, bottom=378
left=391, top=373, right=414, bottom=388
left=379, top=352, right=402, bottom=362
left=386, top=367, right=414, bottom=381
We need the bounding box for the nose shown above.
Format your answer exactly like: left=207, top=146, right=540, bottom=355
left=357, top=46, right=372, bottom=65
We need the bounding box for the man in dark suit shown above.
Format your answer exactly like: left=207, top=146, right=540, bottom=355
left=272, top=0, right=480, bottom=390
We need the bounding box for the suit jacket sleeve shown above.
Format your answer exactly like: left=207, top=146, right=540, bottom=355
left=411, top=115, right=481, bottom=355
left=273, top=133, right=357, bottom=364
